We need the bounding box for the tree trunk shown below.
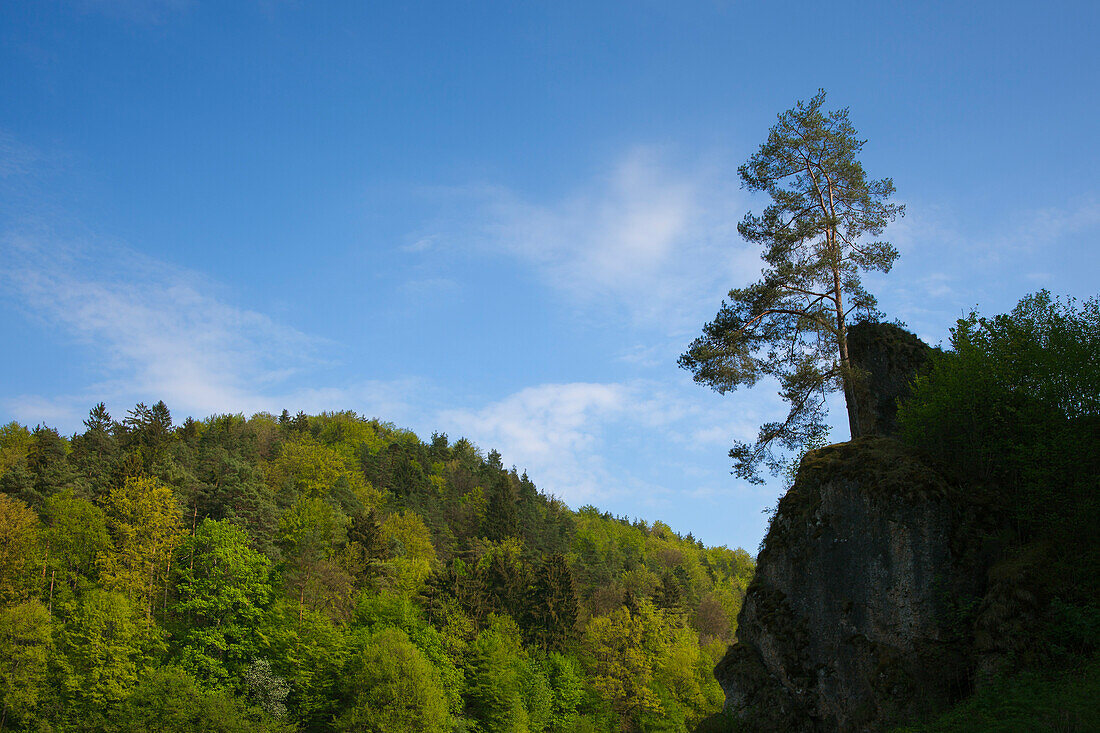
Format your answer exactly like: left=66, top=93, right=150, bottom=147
left=829, top=230, right=861, bottom=439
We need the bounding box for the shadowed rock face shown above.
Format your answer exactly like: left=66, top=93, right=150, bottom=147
left=847, top=322, right=934, bottom=438
left=716, top=439, right=985, bottom=732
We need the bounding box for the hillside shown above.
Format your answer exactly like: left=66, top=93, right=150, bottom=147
left=0, top=406, right=753, bottom=732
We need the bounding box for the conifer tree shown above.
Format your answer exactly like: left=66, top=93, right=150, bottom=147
left=525, top=554, right=578, bottom=651
left=680, top=90, right=903, bottom=482
left=483, top=476, right=518, bottom=542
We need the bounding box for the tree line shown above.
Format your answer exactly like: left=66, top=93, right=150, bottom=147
left=0, top=406, right=753, bottom=732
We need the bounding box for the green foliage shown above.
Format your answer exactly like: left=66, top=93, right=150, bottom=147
left=277, top=497, right=355, bottom=619
left=463, top=616, right=537, bottom=732
left=335, top=627, right=451, bottom=733
left=525, top=554, right=578, bottom=651
left=352, top=590, right=466, bottom=717
left=378, top=510, right=437, bottom=597
left=543, top=652, right=584, bottom=732
left=899, top=291, right=1099, bottom=533
left=0, top=405, right=753, bottom=732
left=44, top=489, right=110, bottom=598
left=54, top=589, right=144, bottom=722
left=681, top=90, right=903, bottom=482
left=0, top=422, right=33, bottom=476
left=894, top=291, right=1100, bottom=729
left=0, top=493, right=41, bottom=606
left=68, top=404, right=118, bottom=498
left=484, top=474, right=519, bottom=542
left=171, top=519, right=272, bottom=685
left=0, top=601, right=51, bottom=731
left=892, top=658, right=1100, bottom=733
left=98, top=475, right=184, bottom=619
left=267, top=434, right=379, bottom=510
left=259, top=600, right=348, bottom=726
left=108, top=666, right=290, bottom=733
left=582, top=601, right=666, bottom=725
left=186, top=415, right=278, bottom=557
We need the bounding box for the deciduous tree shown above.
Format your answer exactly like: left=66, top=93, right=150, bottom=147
left=99, top=475, right=184, bottom=619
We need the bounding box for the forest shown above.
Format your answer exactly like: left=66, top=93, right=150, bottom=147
left=0, top=404, right=754, bottom=732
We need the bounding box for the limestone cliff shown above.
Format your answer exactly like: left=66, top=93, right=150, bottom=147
left=711, top=324, right=983, bottom=732
left=715, top=438, right=985, bottom=731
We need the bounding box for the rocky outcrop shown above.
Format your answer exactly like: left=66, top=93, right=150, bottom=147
left=715, top=438, right=986, bottom=732
left=847, top=322, right=934, bottom=437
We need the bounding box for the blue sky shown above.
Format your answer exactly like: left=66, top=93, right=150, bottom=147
left=2, top=0, right=1098, bottom=552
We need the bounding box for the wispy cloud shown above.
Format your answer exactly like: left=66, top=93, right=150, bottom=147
left=0, top=132, right=38, bottom=179
left=418, top=147, right=761, bottom=334
left=438, top=379, right=765, bottom=507
left=866, top=195, right=1100, bottom=342
left=0, top=232, right=413, bottom=427
left=1015, top=198, right=1100, bottom=247
left=889, top=197, right=1100, bottom=262
left=439, top=382, right=629, bottom=504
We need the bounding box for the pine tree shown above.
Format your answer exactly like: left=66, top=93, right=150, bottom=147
left=681, top=90, right=903, bottom=482
left=525, top=554, right=578, bottom=650
left=482, top=476, right=518, bottom=542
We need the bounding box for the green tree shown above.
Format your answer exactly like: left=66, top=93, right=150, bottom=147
left=334, top=628, right=450, bottom=733
left=525, top=554, right=578, bottom=651
left=484, top=474, right=519, bottom=542
left=118, top=401, right=175, bottom=474
left=171, top=519, right=272, bottom=684
left=54, top=590, right=144, bottom=723
left=69, top=404, right=120, bottom=498
left=379, top=510, right=437, bottom=597
left=188, top=415, right=278, bottom=558
left=99, top=475, right=184, bottom=620
left=27, top=425, right=86, bottom=505
left=345, top=508, right=386, bottom=588
left=680, top=90, right=903, bottom=482
left=108, top=666, right=289, bottom=733
left=0, top=601, right=51, bottom=732
left=0, top=494, right=40, bottom=606
left=0, top=423, right=32, bottom=477
left=277, top=497, right=355, bottom=619
left=267, top=434, right=379, bottom=510
left=463, top=618, right=533, bottom=733
left=898, top=291, right=1100, bottom=537
left=44, top=489, right=110, bottom=603
left=543, top=652, right=584, bottom=733
left=259, top=600, right=348, bottom=726
left=582, top=601, right=665, bottom=728
left=352, top=590, right=466, bottom=717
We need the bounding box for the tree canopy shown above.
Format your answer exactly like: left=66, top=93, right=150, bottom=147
left=0, top=406, right=754, bottom=732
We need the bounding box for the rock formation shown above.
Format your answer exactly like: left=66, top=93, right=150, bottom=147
left=847, top=321, right=934, bottom=438
left=712, top=325, right=987, bottom=731
left=715, top=438, right=985, bottom=731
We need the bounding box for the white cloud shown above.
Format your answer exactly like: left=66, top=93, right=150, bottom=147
left=439, top=383, right=628, bottom=504
left=400, top=235, right=439, bottom=253
left=890, top=197, right=1100, bottom=262
left=425, top=147, right=761, bottom=334
left=437, top=379, right=767, bottom=507
left=0, top=233, right=413, bottom=428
